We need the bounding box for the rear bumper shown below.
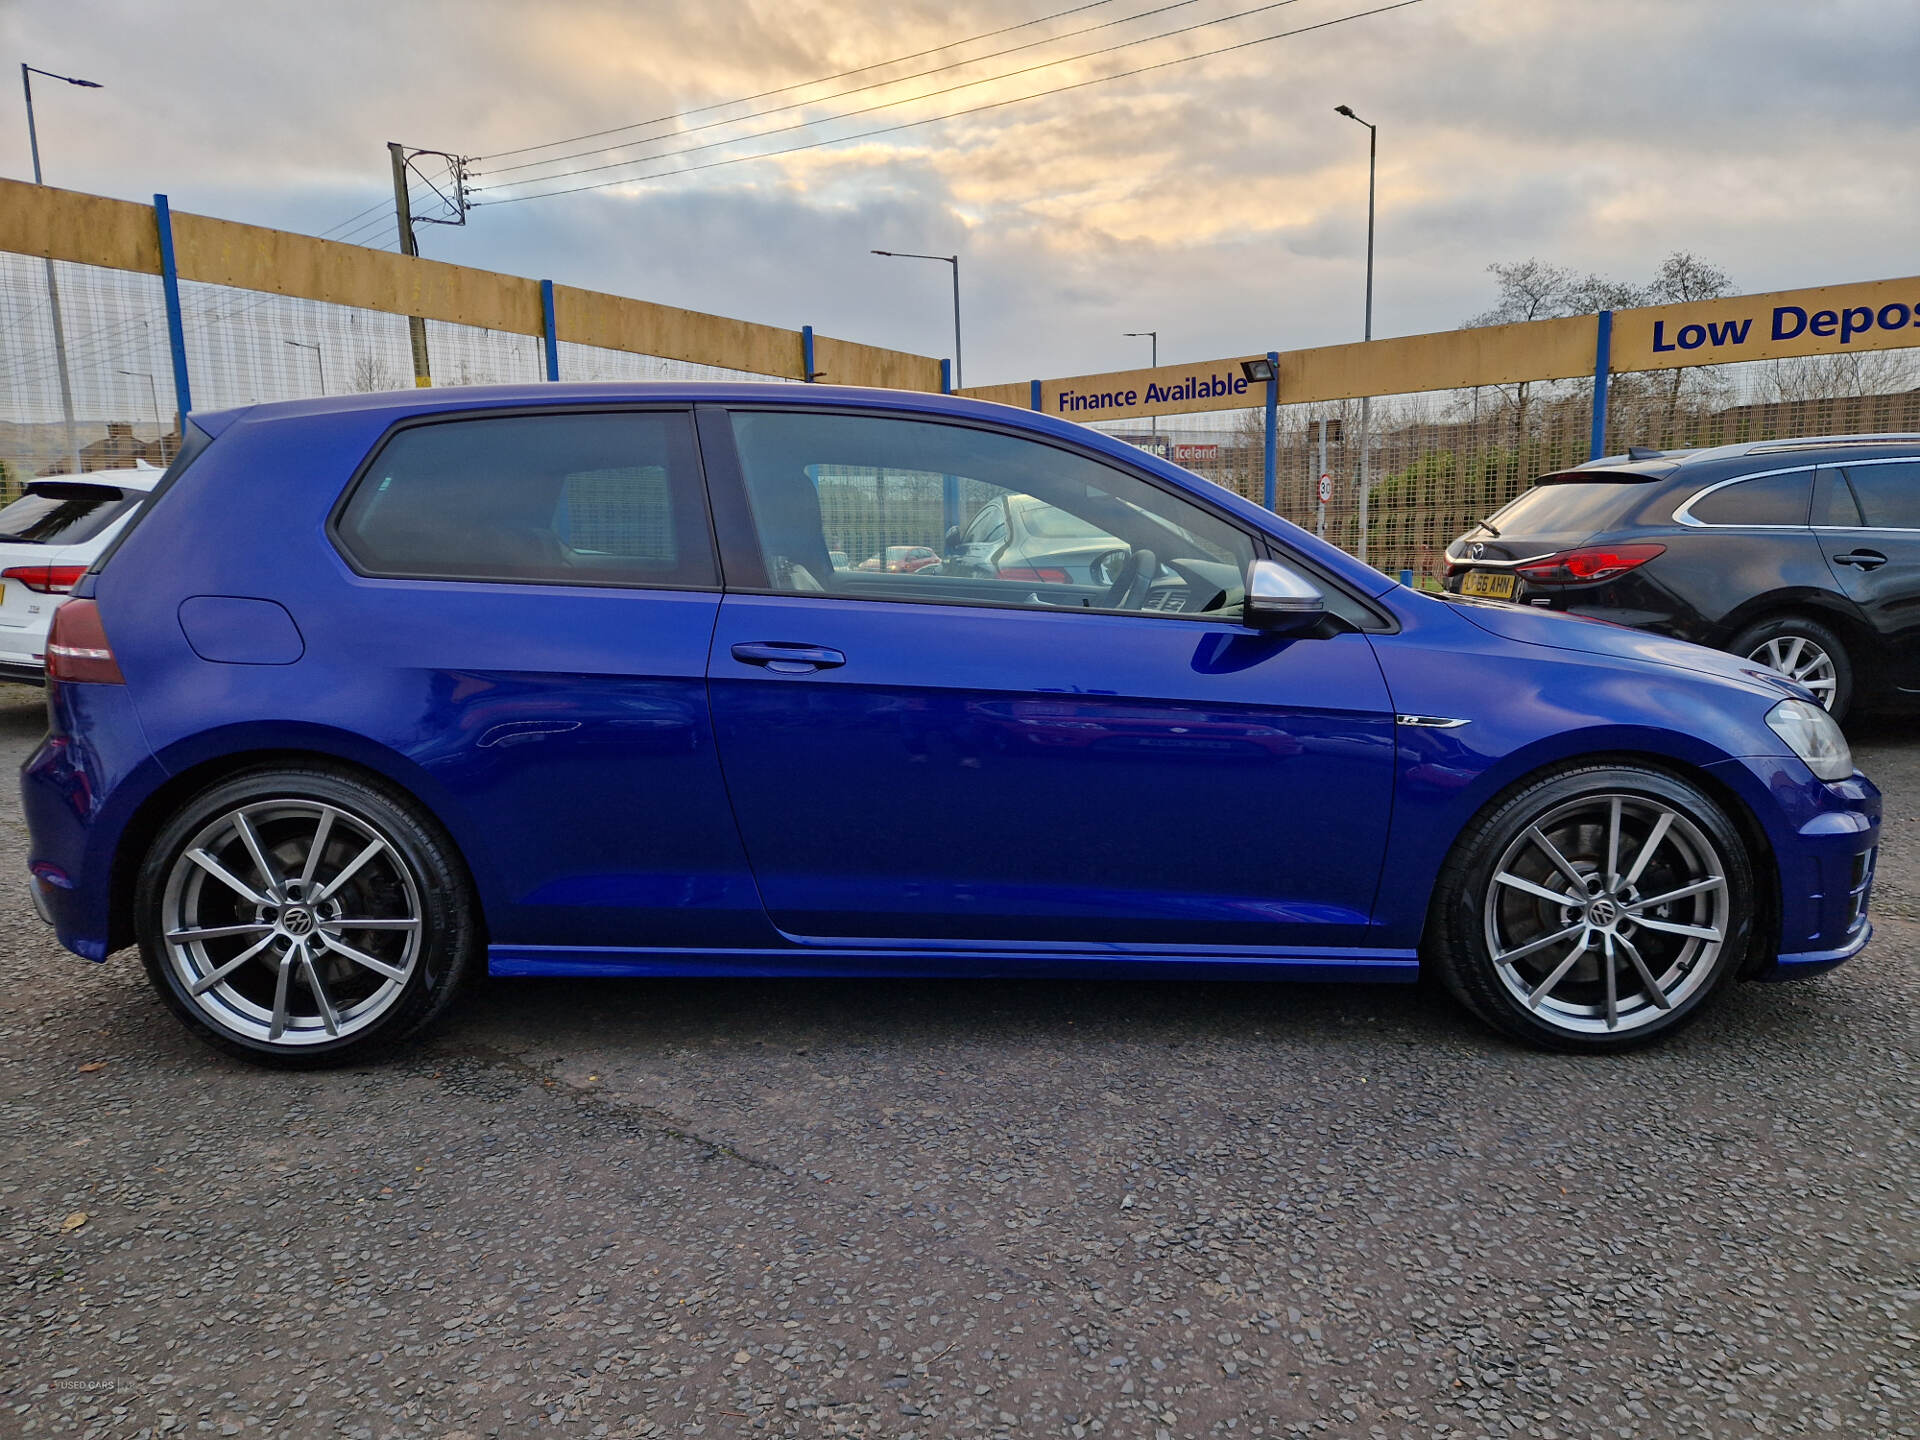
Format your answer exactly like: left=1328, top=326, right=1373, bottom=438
left=21, top=680, right=169, bottom=962
left=0, top=660, right=47, bottom=687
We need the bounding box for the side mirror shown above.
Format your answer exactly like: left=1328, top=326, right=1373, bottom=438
left=1244, top=558, right=1326, bottom=632
left=943, top=525, right=964, bottom=553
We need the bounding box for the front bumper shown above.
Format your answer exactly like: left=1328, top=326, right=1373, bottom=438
left=1705, top=756, right=1880, bottom=981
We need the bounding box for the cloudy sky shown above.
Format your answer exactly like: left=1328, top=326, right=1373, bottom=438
left=5, top=0, right=1917, bottom=384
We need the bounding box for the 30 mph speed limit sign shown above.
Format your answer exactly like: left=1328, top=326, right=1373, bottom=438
left=1317, top=473, right=1333, bottom=504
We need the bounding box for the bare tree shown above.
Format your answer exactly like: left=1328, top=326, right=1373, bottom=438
left=1644, top=251, right=1737, bottom=434
left=1647, top=251, right=1733, bottom=306
left=349, top=352, right=401, bottom=393
left=1764, top=349, right=1920, bottom=403
left=1467, top=261, right=1630, bottom=439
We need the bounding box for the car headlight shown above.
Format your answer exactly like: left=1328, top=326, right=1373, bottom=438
left=1765, top=699, right=1853, bottom=782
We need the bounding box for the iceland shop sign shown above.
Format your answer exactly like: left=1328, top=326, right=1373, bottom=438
left=1616, top=277, right=1920, bottom=370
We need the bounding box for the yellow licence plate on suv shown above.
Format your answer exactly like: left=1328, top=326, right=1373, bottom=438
left=1460, top=570, right=1517, bottom=600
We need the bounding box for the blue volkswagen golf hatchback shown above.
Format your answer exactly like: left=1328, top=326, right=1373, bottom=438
left=22, top=384, right=1879, bottom=1063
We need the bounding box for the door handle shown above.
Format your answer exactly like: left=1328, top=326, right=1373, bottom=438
left=730, top=642, right=846, bottom=674
left=1833, top=550, right=1888, bottom=571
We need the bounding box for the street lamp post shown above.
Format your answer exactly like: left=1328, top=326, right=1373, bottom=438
left=116, top=369, right=160, bottom=429
left=871, top=250, right=962, bottom=389
left=286, top=339, right=326, bottom=396
left=1335, top=104, right=1377, bottom=564
left=1123, top=330, right=1158, bottom=448
left=22, top=63, right=102, bottom=477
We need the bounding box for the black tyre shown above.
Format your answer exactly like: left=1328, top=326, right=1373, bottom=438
left=1731, top=614, right=1854, bottom=720
left=1428, top=764, right=1756, bottom=1053
left=136, top=765, right=477, bottom=1067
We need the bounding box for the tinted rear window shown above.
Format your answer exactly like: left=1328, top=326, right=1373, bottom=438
left=1487, top=478, right=1650, bottom=537
left=335, top=411, right=716, bottom=588
left=0, top=482, right=137, bottom=546
left=1842, top=461, right=1920, bottom=529
left=1689, top=470, right=1812, bottom=527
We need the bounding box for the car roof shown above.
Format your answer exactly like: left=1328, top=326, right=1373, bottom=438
left=1582, top=433, right=1920, bottom=474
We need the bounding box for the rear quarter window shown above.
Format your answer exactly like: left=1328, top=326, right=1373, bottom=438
left=334, top=411, right=716, bottom=588
left=1686, top=470, right=1812, bottom=527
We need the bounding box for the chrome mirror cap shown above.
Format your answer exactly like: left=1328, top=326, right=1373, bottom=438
left=1244, top=558, right=1326, bottom=631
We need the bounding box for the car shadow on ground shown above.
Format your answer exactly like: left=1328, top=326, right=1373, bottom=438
left=430, top=962, right=1867, bottom=1064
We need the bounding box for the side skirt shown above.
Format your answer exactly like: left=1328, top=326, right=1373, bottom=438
left=488, top=944, right=1421, bottom=982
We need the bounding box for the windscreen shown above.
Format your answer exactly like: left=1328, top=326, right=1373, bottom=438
left=0, top=483, right=136, bottom=546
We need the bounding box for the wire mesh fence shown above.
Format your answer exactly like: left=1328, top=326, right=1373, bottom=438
left=6, top=196, right=1920, bottom=586
left=0, top=254, right=804, bottom=496
left=1098, top=351, right=1920, bottom=584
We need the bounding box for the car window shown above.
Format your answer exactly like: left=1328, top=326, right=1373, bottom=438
left=0, top=482, right=138, bottom=546
left=1487, top=477, right=1655, bottom=538
left=1813, top=469, right=1864, bottom=528
left=1687, top=470, right=1812, bottom=527
left=727, top=411, right=1255, bottom=618
left=336, top=411, right=715, bottom=587
left=1841, top=461, right=1920, bottom=530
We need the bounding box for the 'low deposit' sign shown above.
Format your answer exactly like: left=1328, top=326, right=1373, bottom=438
left=1612, top=276, right=1920, bottom=371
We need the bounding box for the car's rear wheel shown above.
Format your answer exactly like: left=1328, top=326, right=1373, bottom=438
left=136, top=766, right=476, bottom=1067
left=1732, top=614, right=1853, bottom=720
left=1430, top=764, right=1756, bottom=1052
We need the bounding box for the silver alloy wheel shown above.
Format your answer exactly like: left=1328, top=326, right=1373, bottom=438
left=1747, top=635, right=1839, bottom=709
left=160, top=800, right=422, bottom=1047
left=1483, top=793, right=1730, bottom=1036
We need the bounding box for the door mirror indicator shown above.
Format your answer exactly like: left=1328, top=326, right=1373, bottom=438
left=1244, top=558, right=1326, bottom=632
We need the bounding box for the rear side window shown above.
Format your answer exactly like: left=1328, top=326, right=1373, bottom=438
left=335, top=411, right=715, bottom=588
left=0, top=482, right=137, bottom=545
left=1841, top=461, right=1920, bottom=529
left=1687, top=470, right=1811, bottom=527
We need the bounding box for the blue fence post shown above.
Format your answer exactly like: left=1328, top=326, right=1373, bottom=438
left=940, top=358, right=952, bottom=395
left=1030, top=380, right=1042, bottom=411
left=1589, top=308, right=1613, bottom=461
left=802, top=325, right=816, bottom=382
left=153, top=194, right=191, bottom=433
left=1261, top=350, right=1279, bottom=512
left=540, top=280, right=560, bottom=381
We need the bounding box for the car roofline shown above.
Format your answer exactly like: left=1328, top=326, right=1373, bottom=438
left=198, top=380, right=1402, bottom=600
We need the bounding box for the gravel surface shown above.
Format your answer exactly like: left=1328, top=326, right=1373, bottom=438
left=2, top=684, right=1913, bottom=1439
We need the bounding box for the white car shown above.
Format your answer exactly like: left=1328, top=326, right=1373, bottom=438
left=0, top=463, right=160, bottom=684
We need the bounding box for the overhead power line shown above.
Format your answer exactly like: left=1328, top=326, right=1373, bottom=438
left=474, top=0, right=1325, bottom=202
left=471, top=0, right=1197, bottom=181
left=474, top=0, right=1423, bottom=207
left=474, top=0, right=1124, bottom=163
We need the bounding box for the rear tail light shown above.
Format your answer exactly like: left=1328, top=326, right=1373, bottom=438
left=1513, top=543, right=1666, bottom=585
left=45, top=600, right=124, bottom=684
left=998, top=566, right=1071, bottom=584
left=3, top=564, right=90, bottom=594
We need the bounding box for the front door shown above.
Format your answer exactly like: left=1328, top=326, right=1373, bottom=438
left=703, top=407, right=1397, bottom=952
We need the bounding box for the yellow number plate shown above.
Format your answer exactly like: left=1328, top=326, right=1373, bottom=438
left=1460, top=570, right=1517, bottom=600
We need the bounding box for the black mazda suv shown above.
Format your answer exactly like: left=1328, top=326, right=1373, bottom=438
left=1443, top=434, right=1920, bottom=721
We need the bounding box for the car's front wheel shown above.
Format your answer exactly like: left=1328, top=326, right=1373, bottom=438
left=136, top=766, right=476, bottom=1066
left=1430, top=764, right=1757, bottom=1052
